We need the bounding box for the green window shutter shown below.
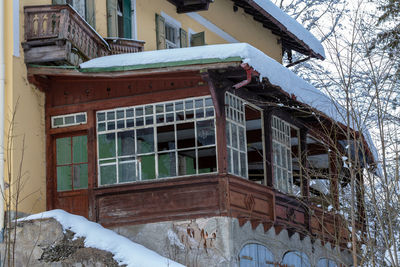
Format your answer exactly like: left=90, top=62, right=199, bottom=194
left=191, top=31, right=205, bottom=47
left=123, top=0, right=132, bottom=38
left=155, top=13, right=166, bottom=50
left=52, top=0, right=66, bottom=4
left=86, top=0, right=96, bottom=29
left=107, top=0, right=118, bottom=37
left=180, top=28, right=188, bottom=48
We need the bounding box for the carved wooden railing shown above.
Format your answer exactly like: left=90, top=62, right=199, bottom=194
left=24, top=5, right=109, bottom=62
left=105, top=38, right=145, bottom=55
left=92, top=174, right=354, bottom=247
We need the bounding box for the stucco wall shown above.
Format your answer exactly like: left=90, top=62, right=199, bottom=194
left=94, top=0, right=282, bottom=61
left=4, top=0, right=49, bottom=215
left=111, top=216, right=353, bottom=267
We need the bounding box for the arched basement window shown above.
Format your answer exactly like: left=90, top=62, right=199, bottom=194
left=239, top=243, right=275, bottom=267
left=317, top=258, right=338, bottom=267
left=282, top=251, right=311, bottom=267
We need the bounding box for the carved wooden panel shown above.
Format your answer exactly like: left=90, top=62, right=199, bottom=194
left=94, top=176, right=221, bottom=226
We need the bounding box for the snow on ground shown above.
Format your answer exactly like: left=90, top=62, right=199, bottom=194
left=252, top=0, right=325, bottom=58
left=20, top=209, right=185, bottom=267
left=80, top=42, right=377, bottom=163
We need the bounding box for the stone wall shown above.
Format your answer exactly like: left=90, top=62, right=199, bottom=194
left=111, top=216, right=353, bottom=267
left=0, top=219, right=121, bottom=267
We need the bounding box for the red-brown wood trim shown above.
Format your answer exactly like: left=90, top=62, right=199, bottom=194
left=46, top=85, right=210, bottom=115
left=263, top=108, right=273, bottom=187
left=202, top=72, right=229, bottom=176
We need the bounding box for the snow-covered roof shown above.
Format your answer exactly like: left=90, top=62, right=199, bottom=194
left=79, top=43, right=377, bottom=162
left=251, top=0, right=325, bottom=59
left=20, top=210, right=184, bottom=267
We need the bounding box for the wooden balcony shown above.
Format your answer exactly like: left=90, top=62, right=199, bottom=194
left=93, top=174, right=353, bottom=247
left=23, top=5, right=145, bottom=66
left=105, top=38, right=145, bottom=55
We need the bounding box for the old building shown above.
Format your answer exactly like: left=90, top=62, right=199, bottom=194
left=3, top=0, right=377, bottom=266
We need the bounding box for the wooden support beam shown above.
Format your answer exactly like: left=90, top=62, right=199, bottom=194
left=264, top=108, right=274, bottom=187
left=202, top=71, right=230, bottom=175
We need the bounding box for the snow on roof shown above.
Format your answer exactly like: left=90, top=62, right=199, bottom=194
left=80, top=43, right=377, bottom=162
left=252, top=0, right=325, bottom=58
left=20, top=210, right=184, bottom=267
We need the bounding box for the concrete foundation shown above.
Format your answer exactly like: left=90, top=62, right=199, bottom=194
left=111, top=216, right=353, bottom=267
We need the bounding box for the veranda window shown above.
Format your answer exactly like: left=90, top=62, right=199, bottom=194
left=225, top=92, right=247, bottom=178
left=272, top=116, right=294, bottom=193
left=96, top=96, right=217, bottom=185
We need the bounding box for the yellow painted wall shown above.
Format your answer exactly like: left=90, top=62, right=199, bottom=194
left=4, top=0, right=49, bottom=215
left=134, top=0, right=282, bottom=62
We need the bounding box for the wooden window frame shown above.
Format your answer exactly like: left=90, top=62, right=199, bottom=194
left=272, top=115, right=295, bottom=194
left=96, top=95, right=217, bottom=186
left=225, top=92, right=248, bottom=178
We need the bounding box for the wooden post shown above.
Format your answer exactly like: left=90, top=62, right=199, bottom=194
left=300, top=129, right=309, bottom=199
left=202, top=72, right=228, bottom=175
left=263, top=108, right=273, bottom=187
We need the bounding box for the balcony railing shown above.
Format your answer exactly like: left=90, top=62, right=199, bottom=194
left=105, top=38, right=145, bottom=55
left=92, top=174, right=355, bottom=247
left=23, top=5, right=145, bottom=66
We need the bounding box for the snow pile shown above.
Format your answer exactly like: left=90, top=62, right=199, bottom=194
left=20, top=210, right=185, bottom=267
left=252, top=0, right=325, bottom=58
left=80, top=43, right=377, bottom=162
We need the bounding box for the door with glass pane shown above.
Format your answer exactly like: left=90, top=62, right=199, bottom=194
left=54, top=133, right=89, bottom=218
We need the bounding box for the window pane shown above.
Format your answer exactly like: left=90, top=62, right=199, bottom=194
left=73, top=164, right=88, bottom=189
left=56, top=137, right=71, bottom=165
left=177, top=122, right=195, bottom=149
left=239, top=127, right=245, bottom=151
left=65, top=116, right=74, bottom=124
left=226, top=122, right=231, bottom=146
left=107, top=111, right=115, bottom=120
left=157, top=125, right=175, bottom=151
left=196, top=120, right=215, bottom=147
left=233, top=150, right=239, bottom=175
left=139, top=155, right=155, bottom=180
left=57, top=166, right=72, bottom=191
left=117, top=109, right=125, bottom=119
left=118, top=131, right=135, bottom=156
left=76, top=114, right=86, bottom=123
left=72, top=136, right=87, bottom=163
left=158, top=152, right=177, bottom=178
left=178, top=150, right=196, bottom=176
left=232, top=125, right=238, bottom=149
left=98, top=122, right=106, bottom=132
left=137, top=128, right=154, bottom=154
left=53, top=117, right=63, bottom=127
left=240, top=152, right=247, bottom=178
left=100, top=164, right=117, bottom=185
left=97, top=112, right=105, bottom=121
left=98, top=133, right=116, bottom=159
left=119, top=161, right=137, bottom=183
left=198, top=148, right=216, bottom=174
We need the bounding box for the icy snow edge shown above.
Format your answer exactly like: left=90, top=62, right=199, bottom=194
left=20, top=210, right=185, bottom=267
left=80, top=43, right=377, bottom=162
left=252, top=0, right=325, bottom=58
